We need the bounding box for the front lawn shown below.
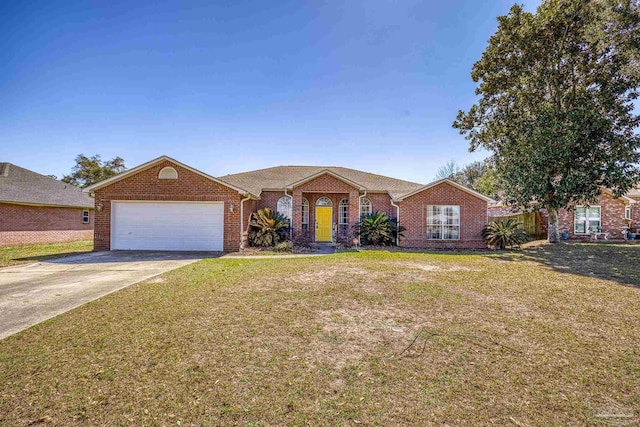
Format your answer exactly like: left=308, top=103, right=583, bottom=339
left=1, top=244, right=638, bottom=426
left=0, top=240, right=93, bottom=268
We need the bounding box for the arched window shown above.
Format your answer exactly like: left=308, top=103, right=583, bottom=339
left=301, top=198, right=309, bottom=231
left=316, top=197, right=332, bottom=206
left=277, top=196, right=292, bottom=221
left=360, top=198, right=372, bottom=217
left=158, top=166, right=178, bottom=179
left=338, top=199, right=349, bottom=225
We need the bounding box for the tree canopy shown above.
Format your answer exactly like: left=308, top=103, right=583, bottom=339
left=453, top=0, right=640, bottom=241
left=62, top=155, right=126, bottom=188
left=435, top=159, right=503, bottom=200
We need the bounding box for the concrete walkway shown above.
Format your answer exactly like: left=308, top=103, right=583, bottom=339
left=0, top=251, right=212, bottom=339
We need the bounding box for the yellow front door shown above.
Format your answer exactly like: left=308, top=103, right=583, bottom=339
left=316, top=206, right=333, bottom=242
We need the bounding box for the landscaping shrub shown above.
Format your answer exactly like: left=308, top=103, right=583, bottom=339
left=356, top=211, right=405, bottom=246
left=337, top=226, right=356, bottom=247
left=273, top=241, right=293, bottom=252
left=248, top=208, right=290, bottom=247
left=293, top=230, right=312, bottom=247
left=482, top=219, right=529, bottom=249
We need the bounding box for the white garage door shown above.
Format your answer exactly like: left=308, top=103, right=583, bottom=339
left=112, top=201, right=224, bottom=251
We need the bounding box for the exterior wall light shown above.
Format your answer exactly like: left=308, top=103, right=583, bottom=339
left=97, top=202, right=104, bottom=212
left=229, top=203, right=235, bottom=212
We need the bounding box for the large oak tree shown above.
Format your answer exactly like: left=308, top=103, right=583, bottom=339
left=453, top=0, right=640, bottom=242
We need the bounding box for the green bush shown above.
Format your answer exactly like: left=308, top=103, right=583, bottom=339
left=248, top=208, right=290, bottom=247
left=482, top=219, right=529, bottom=249
left=356, top=211, right=405, bottom=246
left=273, top=241, right=293, bottom=252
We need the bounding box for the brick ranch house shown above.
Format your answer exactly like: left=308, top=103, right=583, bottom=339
left=0, top=162, right=94, bottom=247
left=84, top=156, right=493, bottom=252
left=488, top=187, right=640, bottom=240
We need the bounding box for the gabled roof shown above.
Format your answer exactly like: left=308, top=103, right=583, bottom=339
left=285, top=169, right=366, bottom=191
left=218, top=165, right=424, bottom=199
left=394, top=178, right=495, bottom=203
left=84, top=155, right=256, bottom=197
left=0, top=162, right=93, bottom=208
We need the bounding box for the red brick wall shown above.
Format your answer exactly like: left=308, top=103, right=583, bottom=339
left=0, top=203, right=93, bottom=247
left=558, top=192, right=631, bottom=240
left=367, top=193, right=394, bottom=218
left=399, top=182, right=488, bottom=249
left=92, top=160, right=245, bottom=252
left=631, top=203, right=640, bottom=232
left=256, top=191, right=284, bottom=212
left=295, top=173, right=358, bottom=194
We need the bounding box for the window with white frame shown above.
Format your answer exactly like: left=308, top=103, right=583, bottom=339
left=301, top=198, right=309, bottom=231
left=277, top=196, right=292, bottom=223
left=339, top=199, right=349, bottom=232
left=82, top=210, right=90, bottom=224
left=316, top=197, right=332, bottom=206
left=426, top=205, right=460, bottom=240
left=574, top=206, right=601, bottom=234
left=360, top=198, right=372, bottom=217
left=625, top=206, right=631, bottom=220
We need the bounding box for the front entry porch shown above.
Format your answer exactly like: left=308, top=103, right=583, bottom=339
left=293, top=191, right=363, bottom=244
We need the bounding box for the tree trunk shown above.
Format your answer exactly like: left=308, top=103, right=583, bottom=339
left=548, top=208, right=560, bottom=243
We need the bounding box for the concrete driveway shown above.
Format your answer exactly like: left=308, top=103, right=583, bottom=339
left=0, top=251, right=213, bottom=339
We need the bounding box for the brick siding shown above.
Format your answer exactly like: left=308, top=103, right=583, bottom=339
left=92, top=160, right=245, bottom=252
left=399, top=182, right=488, bottom=249
left=0, top=202, right=93, bottom=247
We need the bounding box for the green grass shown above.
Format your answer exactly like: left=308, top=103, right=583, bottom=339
left=1, top=243, right=639, bottom=426
left=0, top=240, right=93, bottom=268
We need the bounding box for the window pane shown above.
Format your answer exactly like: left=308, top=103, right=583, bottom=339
left=575, top=222, right=586, bottom=233
left=339, top=199, right=348, bottom=224
left=588, top=220, right=601, bottom=232
left=277, top=197, right=292, bottom=219
left=575, top=207, right=587, bottom=221
left=302, top=198, right=309, bottom=224
left=444, top=206, right=460, bottom=225
left=444, top=226, right=459, bottom=240
left=428, top=206, right=442, bottom=224
left=427, top=225, right=441, bottom=239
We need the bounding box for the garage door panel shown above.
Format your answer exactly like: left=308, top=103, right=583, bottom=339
left=112, top=202, right=224, bottom=251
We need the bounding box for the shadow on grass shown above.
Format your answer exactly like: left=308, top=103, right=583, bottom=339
left=488, top=242, right=640, bottom=288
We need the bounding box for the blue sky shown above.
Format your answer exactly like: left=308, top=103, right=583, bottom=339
left=1, top=0, right=539, bottom=184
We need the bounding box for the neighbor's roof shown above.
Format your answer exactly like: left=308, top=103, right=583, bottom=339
left=218, top=166, right=425, bottom=199
left=0, top=163, right=93, bottom=208
left=627, top=185, right=640, bottom=199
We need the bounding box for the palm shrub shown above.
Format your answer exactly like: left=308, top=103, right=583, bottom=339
left=356, top=211, right=405, bottom=246
left=482, top=219, right=529, bottom=249
left=248, top=208, right=290, bottom=247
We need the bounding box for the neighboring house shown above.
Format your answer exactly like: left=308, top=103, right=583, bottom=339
left=557, top=189, right=638, bottom=240
left=0, top=163, right=94, bottom=247
left=488, top=186, right=640, bottom=240
left=84, top=156, right=493, bottom=252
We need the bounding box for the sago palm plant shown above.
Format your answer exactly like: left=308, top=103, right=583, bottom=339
left=248, top=208, right=290, bottom=247
left=482, top=219, right=529, bottom=249
left=356, top=211, right=405, bottom=246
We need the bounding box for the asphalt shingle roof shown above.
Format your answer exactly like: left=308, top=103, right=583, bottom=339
left=218, top=166, right=425, bottom=199
left=0, top=163, right=94, bottom=208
